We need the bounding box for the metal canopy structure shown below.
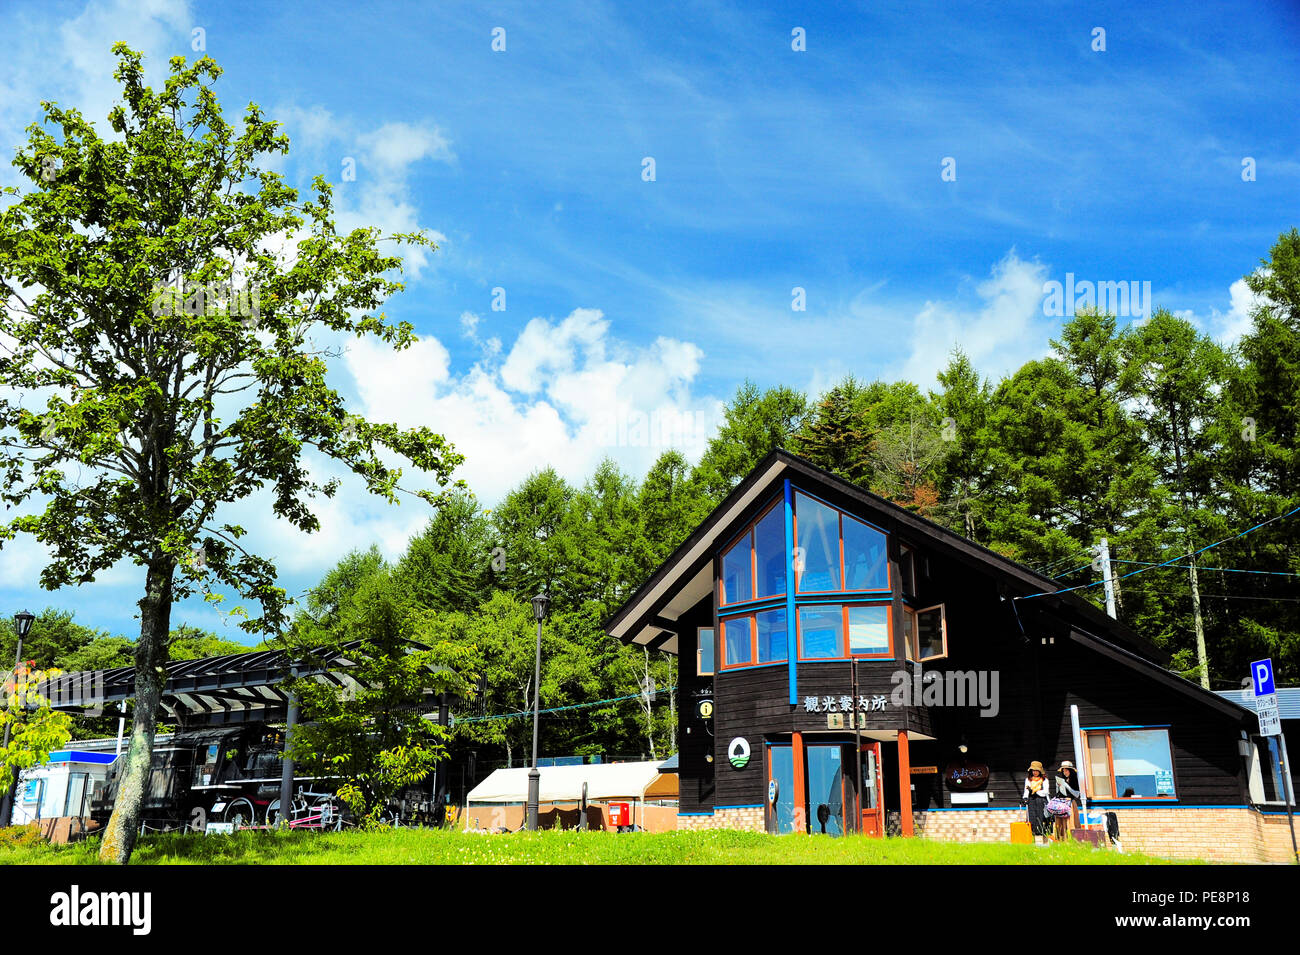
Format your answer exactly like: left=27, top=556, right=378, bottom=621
left=42, top=643, right=369, bottom=728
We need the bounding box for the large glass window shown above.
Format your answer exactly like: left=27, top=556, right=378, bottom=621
left=754, top=505, right=787, bottom=599
left=795, top=493, right=841, bottom=592
left=847, top=605, right=890, bottom=656
left=843, top=516, right=889, bottom=591
left=756, top=608, right=788, bottom=663
left=719, top=501, right=786, bottom=606
left=721, top=533, right=753, bottom=605
left=798, top=605, right=843, bottom=659
left=697, top=627, right=715, bottom=676
left=1085, top=728, right=1176, bottom=799
left=723, top=615, right=753, bottom=667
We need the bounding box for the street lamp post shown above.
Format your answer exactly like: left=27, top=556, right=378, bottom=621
left=1, top=610, right=37, bottom=827
left=526, top=591, right=549, bottom=832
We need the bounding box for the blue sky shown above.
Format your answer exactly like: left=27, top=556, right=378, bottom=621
left=1, top=0, right=1297, bottom=641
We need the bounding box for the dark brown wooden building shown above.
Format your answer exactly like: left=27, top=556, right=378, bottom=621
left=604, top=450, right=1295, bottom=861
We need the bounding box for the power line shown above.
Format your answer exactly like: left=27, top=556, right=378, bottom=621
left=1126, top=589, right=1300, bottom=604
left=1033, top=549, right=1095, bottom=575
left=1111, top=559, right=1300, bottom=578
left=1015, top=502, right=1300, bottom=602
left=1053, top=561, right=1096, bottom=579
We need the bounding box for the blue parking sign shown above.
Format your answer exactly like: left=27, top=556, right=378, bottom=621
left=1251, top=658, right=1276, bottom=697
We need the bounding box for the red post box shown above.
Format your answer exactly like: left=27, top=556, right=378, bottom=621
left=608, top=801, right=631, bottom=827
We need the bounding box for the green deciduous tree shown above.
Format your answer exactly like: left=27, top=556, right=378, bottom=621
left=1, top=664, right=74, bottom=799
left=285, top=569, right=473, bottom=827
left=0, top=47, right=459, bottom=862
left=692, top=381, right=807, bottom=500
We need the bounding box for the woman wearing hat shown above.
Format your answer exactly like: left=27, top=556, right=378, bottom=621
left=1021, top=760, right=1051, bottom=846
left=1052, top=760, right=1083, bottom=841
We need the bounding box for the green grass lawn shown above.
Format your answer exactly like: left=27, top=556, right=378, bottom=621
left=0, top=825, right=1190, bottom=865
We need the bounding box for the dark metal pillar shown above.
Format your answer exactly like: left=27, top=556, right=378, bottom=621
left=526, top=616, right=542, bottom=831
left=278, top=664, right=298, bottom=827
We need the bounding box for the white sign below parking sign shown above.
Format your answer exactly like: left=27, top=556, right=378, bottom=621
left=1256, top=693, right=1281, bottom=737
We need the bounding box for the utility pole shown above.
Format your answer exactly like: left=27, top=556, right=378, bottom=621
left=1098, top=538, right=1117, bottom=619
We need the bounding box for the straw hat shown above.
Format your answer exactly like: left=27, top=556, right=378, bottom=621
left=1027, top=760, right=1045, bottom=775
left=1058, top=760, right=1076, bottom=771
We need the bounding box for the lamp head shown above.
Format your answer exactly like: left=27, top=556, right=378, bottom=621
left=531, top=592, right=550, bottom=622
left=13, top=610, right=35, bottom=640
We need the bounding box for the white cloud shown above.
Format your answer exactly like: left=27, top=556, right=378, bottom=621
left=358, top=122, right=454, bottom=172
left=346, top=307, right=721, bottom=503
left=899, top=251, right=1052, bottom=386
left=1213, top=277, right=1261, bottom=344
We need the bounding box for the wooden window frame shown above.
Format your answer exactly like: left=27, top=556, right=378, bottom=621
left=847, top=603, right=893, bottom=659
left=719, top=614, right=754, bottom=669
left=794, top=492, right=891, bottom=596
left=908, top=603, right=948, bottom=662
left=796, top=602, right=894, bottom=661
left=1082, top=727, right=1178, bottom=801
left=720, top=609, right=788, bottom=670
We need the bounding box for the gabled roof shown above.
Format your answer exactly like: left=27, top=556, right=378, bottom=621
left=604, top=449, right=1163, bottom=662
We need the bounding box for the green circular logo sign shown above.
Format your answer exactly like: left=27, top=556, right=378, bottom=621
left=728, top=737, right=751, bottom=770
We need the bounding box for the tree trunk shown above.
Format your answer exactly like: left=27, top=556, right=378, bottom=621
left=1188, top=553, right=1209, bottom=689
left=98, top=556, right=174, bottom=864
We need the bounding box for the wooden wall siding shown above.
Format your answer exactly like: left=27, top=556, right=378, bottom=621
left=675, top=593, right=716, bottom=813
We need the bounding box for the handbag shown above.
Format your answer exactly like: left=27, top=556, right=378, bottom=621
left=1045, top=796, right=1073, bottom=817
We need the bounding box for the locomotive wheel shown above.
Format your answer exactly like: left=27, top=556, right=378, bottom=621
left=224, top=797, right=257, bottom=829
left=264, top=799, right=282, bottom=827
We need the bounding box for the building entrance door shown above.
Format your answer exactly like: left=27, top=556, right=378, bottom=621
left=860, top=741, right=885, bottom=837
left=766, top=743, right=796, bottom=834
left=805, top=743, right=847, bottom=836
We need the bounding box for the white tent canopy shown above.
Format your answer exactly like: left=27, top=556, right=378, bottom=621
left=466, top=761, right=670, bottom=804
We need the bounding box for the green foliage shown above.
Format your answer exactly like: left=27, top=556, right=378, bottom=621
left=0, top=664, right=74, bottom=794
left=692, top=380, right=807, bottom=499
left=284, top=568, right=474, bottom=827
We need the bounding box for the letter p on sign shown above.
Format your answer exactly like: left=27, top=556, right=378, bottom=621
left=1252, top=658, right=1275, bottom=697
